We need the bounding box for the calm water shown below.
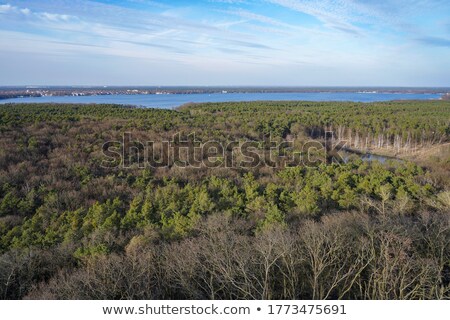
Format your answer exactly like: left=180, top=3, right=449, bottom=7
left=341, top=150, right=403, bottom=164
left=0, top=92, right=441, bottom=109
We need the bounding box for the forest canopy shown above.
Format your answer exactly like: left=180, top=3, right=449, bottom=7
left=0, top=101, right=449, bottom=300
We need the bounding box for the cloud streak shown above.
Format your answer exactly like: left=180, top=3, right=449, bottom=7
left=0, top=1, right=275, bottom=59
left=0, top=0, right=449, bottom=85
left=417, top=36, right=450, bottom=47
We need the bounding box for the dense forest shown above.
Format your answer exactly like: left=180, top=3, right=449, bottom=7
left=0, top=101, right=449, bottom=299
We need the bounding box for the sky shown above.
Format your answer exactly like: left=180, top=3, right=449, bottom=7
left=0, top=0, right=449, bottom=86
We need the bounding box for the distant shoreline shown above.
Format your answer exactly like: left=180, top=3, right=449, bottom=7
left=1, top=86, right=449, bottom=100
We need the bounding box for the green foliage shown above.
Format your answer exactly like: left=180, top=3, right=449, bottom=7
left=293, top=186, right=320, bottom=216
left=82, top=198, right=123, bottom=234
left=257, top=203, right=286, bottom=230
left=161, top=211, right=197, bottom=239
left=243, top=172, right=260, bottom=201
left=74, top=244, right=109, bottom=259
left=0, top=191, right=20, bottom=217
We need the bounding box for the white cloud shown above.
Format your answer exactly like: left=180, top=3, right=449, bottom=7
left=220, top=7, right=331, bottom=37
left=0, top=0, right=449, bottom=85
left=0, top=3, right=77, bottom=22
left=266, top=0, right=449, bottom=36
left=0, top=2, right=278, bottom=65
left=0, top=4, right=13, bottom=13
left=266, top=0, right=366, bottom=35
left=39, top=12, right=73, bottom=22
left=2, top=1, right=281, bottom=58
left=222, top=8, right=287, bottom=27
left=20, top=8, right=31, bottom=15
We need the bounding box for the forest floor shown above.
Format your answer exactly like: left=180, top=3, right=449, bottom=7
left=401, top=142, right=450, bottom=159
left=352, top=143, right=450, bottom=162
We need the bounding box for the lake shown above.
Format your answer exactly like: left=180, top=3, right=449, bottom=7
left=0, top=92, right=441, bottom=109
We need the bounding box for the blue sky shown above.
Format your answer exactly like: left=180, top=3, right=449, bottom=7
left=0, top=0, right=449, bottom=86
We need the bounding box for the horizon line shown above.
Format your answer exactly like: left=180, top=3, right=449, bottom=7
left=2, top=85, right=450, bottom=89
